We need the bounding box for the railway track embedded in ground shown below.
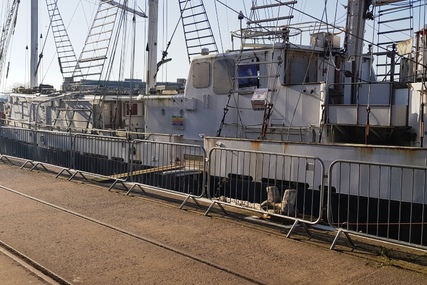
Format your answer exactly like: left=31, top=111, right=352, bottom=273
left=0, top=183, right=268, bottom=285
left=0, top=163, right=426, bottom=284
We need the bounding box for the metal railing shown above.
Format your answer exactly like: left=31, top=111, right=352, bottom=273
left=2, top=125, right=427, bottom=251
left=0, top=127, right=37, bottom=160
left=328, top=160, right=427, bottom=250
left=130, top=139, right=207, bottom=205
left=72, top=133, right=130, bottom=176
left=205, top=147, right=325, bottom=236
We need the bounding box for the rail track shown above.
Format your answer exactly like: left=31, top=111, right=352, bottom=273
left=0, top=238, right=71, bottom=285
left=1, top=162, right=426, bottom=284
left=0, top=183, right=268, bottom=285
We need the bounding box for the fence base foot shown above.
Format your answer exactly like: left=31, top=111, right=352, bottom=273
left=126, top=183, right=146, bottom=195
left=55, top=168, right=74, bottom=179
left=0, top=155, right=12, bottom=164
left=69, top=171, right=88, bottom=182
left=330, top=229, right=355, bottom=250
left=20, top=160, right=35, bottom=169
left=179, top=195, right=201, bottom=210
left=30, top=162, right=48, bottom=172
left=108, top=180, right=128, bottom=192
left=286, top=220, right=311, bottom=238
left=204, top=201, right=227, bottom=216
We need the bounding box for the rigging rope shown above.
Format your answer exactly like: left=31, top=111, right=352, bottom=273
left=155, top=0, right=188, bottom=78
left=287, top=2, right=327, bottom=139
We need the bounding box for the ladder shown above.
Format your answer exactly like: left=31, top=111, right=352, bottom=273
left=243, top=1, right=296, bottom=47
left=374, top=0, right=415, bottom=81
left=178, top=0, right=218, bottom=62
left=216, top=1, right=295, bottom=138
left=235, top=1, right=296, bottom=89
left=45, top=0, right=81, bottom=80
left=72, top=1, right=120, bottom=81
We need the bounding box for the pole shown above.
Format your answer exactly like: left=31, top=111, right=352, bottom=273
left=30, top=0, right=38, bottom=88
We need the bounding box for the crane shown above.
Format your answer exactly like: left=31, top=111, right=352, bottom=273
left=0, top=0, right=20, bottom=86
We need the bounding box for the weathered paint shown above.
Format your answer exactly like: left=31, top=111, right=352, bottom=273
left=204, top=137, right=427, bottom=169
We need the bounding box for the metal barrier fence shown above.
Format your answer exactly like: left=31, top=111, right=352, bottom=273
left=4, top=125, right=427, bottom=251
left=328, top=160, right=427, bottom=250
left=205, top=147, right=325, bottom=234
left=0, top=127, right=37, bottom=160
left=130, top=139, right=207, bottom=198
left=0, top=127, right=207, bottom=202
left=72, top=133, right=130, bottom=176
left=35, top=130, right=72, bottom=168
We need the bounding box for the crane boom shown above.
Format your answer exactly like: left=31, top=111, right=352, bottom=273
left=0, top=0, right=20, bottom=86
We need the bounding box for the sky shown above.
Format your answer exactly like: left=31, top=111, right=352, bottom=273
left=0, top=0, right=345, bottom=91
left=0, top=0, right=418, bottom=92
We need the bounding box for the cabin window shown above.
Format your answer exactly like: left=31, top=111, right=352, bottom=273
left=285, top=50, right=318, bottom=84
left=238, top=63, right=259, bottom=88
left=192, top=61, right=211, bottom=88
left=213, top=59, right=234, bottom=94
left=125, top=103, right=138, bottom=116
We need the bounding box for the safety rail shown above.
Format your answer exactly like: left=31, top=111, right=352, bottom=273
left=328, top=160, right=427, bottom=250
left=130, top=139, right=207, bottom=208
left=0, top=127, right=37, bottom=161
left=0, top=127, right=72, bottom=168
left=205, top=147, right=325, bottom=237
left=72, top=133, right=130, bottom=176
left=3, top=125, right=427, bottom=252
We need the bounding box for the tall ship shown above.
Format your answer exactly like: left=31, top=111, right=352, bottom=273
left=1, top=0, right=427, bottom=249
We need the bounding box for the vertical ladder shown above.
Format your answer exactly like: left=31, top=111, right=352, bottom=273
left=216, top=1, right=295, bottom=138
left=247, top=1, right=295, bottom=138
left=45, top=0, right=81, bottom=80
left=178, top=0, right=218, bottom=63
left=375, top=1, right=414, bottom=81
left=244, top=1, right=296, bottom=46
left=72, top=1, right=120, bottom=81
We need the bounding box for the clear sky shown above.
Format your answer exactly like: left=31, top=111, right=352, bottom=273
left=0, top=0, right=392, bottom=92
left=0, top=0, right=347, bottom=91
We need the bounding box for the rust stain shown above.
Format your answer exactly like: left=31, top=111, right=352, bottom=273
left=359, top=145, right=426, bottom=165
left=360, top=146, right=374, bottom=154
left=250, top=140, right=261, bottom=151
left=283, top=142, right=289, bottom=153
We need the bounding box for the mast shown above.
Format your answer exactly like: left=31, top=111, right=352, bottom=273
left=343, top=0, right=407, bottom=101
left=343, top=0, right=371, bottom=103
left=146, top=0, right=158, bottom=94
left=30, top=0, right=38, bottom=88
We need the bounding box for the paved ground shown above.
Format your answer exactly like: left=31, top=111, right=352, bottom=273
left=0, top=243, right=61, bottom=285
left=0, top=162, right=426, bottom=284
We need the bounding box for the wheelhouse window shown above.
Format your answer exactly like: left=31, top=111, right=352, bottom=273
left=238, top=63, right=259, bottom=88
left=213, top=59, right=234, bottom=94
left=192, top=61, right=211, bottom=88
left=285, top=50, right=318, bottom=84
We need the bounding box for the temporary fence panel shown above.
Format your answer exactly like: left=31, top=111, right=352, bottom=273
left=35, top=130, right=72, bottom=168
left=207, top=147, right=325, bottom=223
left=131, top=140, right=206, bottom=197
left=328, top=160, right=427, bottom=249
left=72, top=134, right=130, bottom=177
left=0, top=127, right=36, bottom=160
